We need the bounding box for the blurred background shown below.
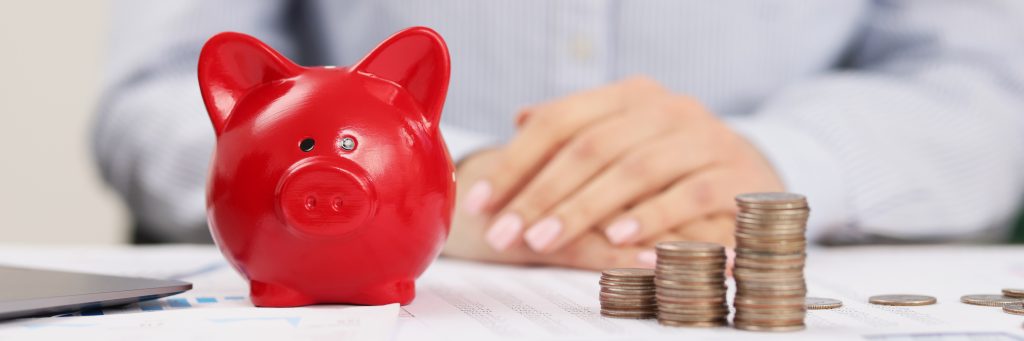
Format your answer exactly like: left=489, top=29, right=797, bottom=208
left=0, top=1, right=1021, bottom=246
left=0, top=0, right=127, bottom=244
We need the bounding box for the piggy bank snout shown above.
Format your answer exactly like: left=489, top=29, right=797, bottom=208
left=277, top=160, right=375, bottom=237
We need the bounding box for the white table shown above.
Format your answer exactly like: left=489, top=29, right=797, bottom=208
left=0, top=244, right=1022, bottom=340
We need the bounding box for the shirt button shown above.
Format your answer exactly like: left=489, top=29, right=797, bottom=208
left=569, top=35, right=594, bottom=63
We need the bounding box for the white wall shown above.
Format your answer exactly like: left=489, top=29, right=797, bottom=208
left=0, top=0, right=128, bottom=244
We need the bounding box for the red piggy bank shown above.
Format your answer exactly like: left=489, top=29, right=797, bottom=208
left=198, top=27, right=455, bottom=307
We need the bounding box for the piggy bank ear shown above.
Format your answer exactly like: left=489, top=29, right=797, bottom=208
left=353, top=27, right=450, bottom=129
left=198, top=32, right=301, bottom=136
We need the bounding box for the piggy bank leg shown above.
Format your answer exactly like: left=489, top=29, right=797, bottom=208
left=359, top=279, right=416, bottom=305
left=249, top=280, right=316, bottom=307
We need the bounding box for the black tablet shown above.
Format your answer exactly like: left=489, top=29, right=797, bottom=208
left=0, top=266, right=192, bottom=320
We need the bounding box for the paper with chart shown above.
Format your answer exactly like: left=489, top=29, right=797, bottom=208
left=400, top=246, right=1024, bottom=340
left=0, top=245, right=398, bottom=340
left=0, top=245, right=1022, bottom=340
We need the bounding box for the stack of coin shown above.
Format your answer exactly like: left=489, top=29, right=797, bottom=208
left=599, top=268, right=657, bottom=319
left=654, top=241, right=729, bottom=327
left=732, top=192, right=809, bottom=332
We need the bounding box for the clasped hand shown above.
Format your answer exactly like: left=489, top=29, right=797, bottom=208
left=443, top=77, right=783, bottom=270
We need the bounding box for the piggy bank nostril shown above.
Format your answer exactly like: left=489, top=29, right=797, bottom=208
left=304, top=196, right=317, bottom=211
left=331, top=197, right=344, bottom=211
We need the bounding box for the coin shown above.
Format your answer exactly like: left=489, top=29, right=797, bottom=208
left=1003, top=303, right=1024, bottom=316
left=735, top=192, right=807, bottom=204
left=1003, top=288, right=1024, bottom=298
left=869, top=294, right=937, bottom=306
left=658, top=319, right=728, bottom=328
left=602, top=268, right=655, bottom=278
left=734, top=322, right=806, bottom=332
left=960, top=294, right=1022, bottom=307
left=656, top=241, right=725, bottom=252
left=653, top=241, right=730, bottom=327
left=600, top=280, right=655, bottom=287
left=599, top=267, right=658, bottom=319
left=732, top=192, right=810, bottom=332
left=805, top=297, right=842, bottom=310
left=600, top=310, right=657, bottom=319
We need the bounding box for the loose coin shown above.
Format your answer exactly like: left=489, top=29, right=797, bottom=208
left=1003, top=288, right=1024, bottom=298
left=960, top=294, right=1022, bottom=307
left=868, top=294, right=937, bottom=306
left=1003, top=303, right=1024, bottom=316
left=805, top=297, right=843, bottom=310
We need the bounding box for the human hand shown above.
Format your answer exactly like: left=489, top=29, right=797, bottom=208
left=462, top=77, right=783, bottom=254
left=444, top=148, right=736, bottom=270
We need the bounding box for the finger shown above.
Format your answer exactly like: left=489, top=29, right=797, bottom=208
left=465, top=77, right=665, bottom=217
left=499, top=105, right=681, bottom=235
left=527, top=231, right=657, bottom=270
left=603, top=168, right=747, bottom=246
left=668, top=214, right=737, bottom=249
left=523, top=130, right=717, bottom=254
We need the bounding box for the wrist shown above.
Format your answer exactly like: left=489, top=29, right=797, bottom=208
left=726, top=117, right=850, bottom=242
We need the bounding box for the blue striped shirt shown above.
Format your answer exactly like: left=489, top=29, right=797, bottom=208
left=93, top=0, right=1024, bottom=243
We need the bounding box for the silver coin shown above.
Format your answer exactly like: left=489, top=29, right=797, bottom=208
left=734, top=312, right=806, bottom=322
left=656, top=294, right=727, bottom=304
left=658, top=319, right=728, bottom=328
left=600, top=310, right=657, bottom=319
left=656, top=312, right=729, bottom=322
left=602, top=268, right=655, bottom=278
left=1003, top=303, right=1024, bottom=316
left=960, top=294, right=1022, bottom=307
left=600, top=287, right=657, bottom=295
left=805, top=297, right=842, bottom=310
left=736, top=192, right=807, bottom=204
left=598, top=288, right=655, bottom=296
left=733, top=322, right=806, bottom=332
left=737, top=207, right=811, bottom=215
left=1003, top=288, right=1024, bottom=298
left=656, top=241, right=725, bottom=253
left=869, top=294, right=936, bottom=306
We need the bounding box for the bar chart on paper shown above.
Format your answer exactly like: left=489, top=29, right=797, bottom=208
left=61, top=294, right=252, bottom=316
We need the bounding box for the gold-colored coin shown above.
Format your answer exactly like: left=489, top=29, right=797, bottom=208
left=869, top=294, right=937, bottom=306
left=960, top=294, right=1022, bottom=307
left=805, top=297, right=843, bottom=310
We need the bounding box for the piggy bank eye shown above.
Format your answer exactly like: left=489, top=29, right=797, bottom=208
left=339, top=136, right=356, bottom=151
left=299, top=138, right=316, bottom=152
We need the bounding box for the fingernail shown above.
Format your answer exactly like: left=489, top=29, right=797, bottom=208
left=605, top=219, right=640, bottom=245
left=485, top=213, right=522, bottom=251
left=524, top=217, right=563, bottom=252
left=463, top=181, right=492, bottom=215
left=636, top=250, right=657, bottom=268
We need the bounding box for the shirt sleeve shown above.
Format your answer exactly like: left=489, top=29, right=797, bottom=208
left=727, top=0, right=1024, bottom=242
left=92, top=0, right=297, bottom=242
